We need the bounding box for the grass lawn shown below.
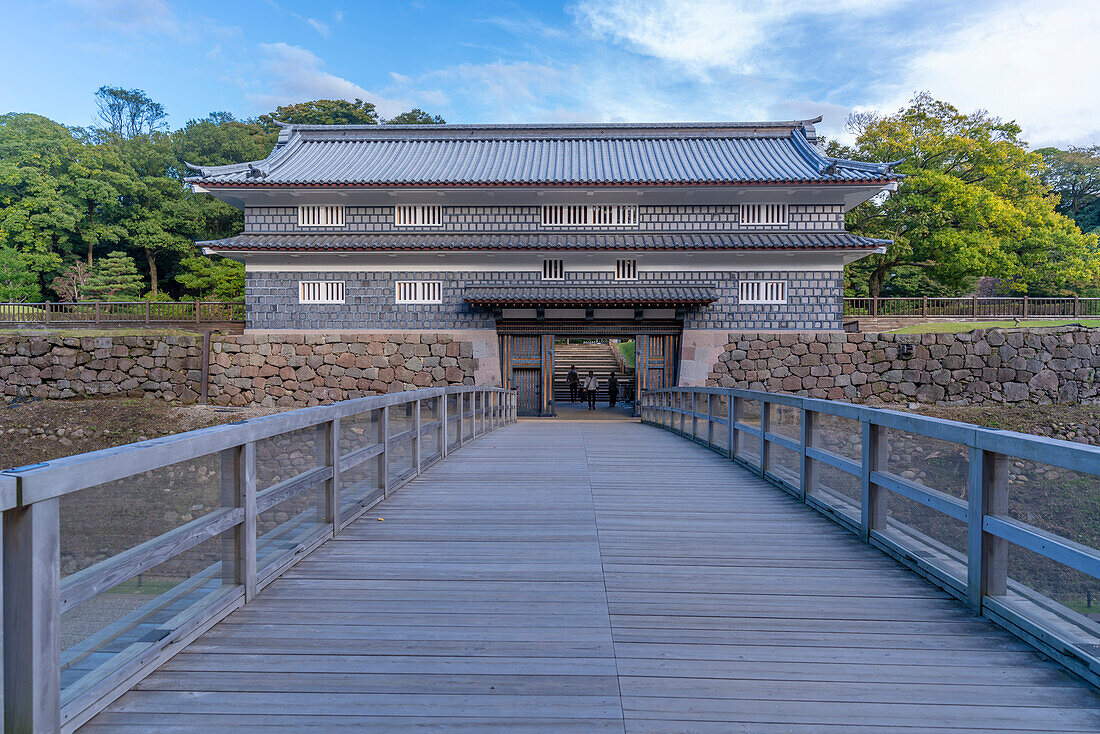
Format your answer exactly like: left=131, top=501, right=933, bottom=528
left=615, top=340, right=635, bottom=368
left=888, top=319, right=1100, bottom=334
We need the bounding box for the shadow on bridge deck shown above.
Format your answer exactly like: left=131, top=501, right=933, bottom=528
left=82, top=420, right=1100, bottom=732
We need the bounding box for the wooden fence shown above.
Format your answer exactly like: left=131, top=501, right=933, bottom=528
left=641, top=386, right=1100, bottom=690
left=0, top=301, right=246, bottom=330
left=0, top=385, right=516, bottom=732
left=845, top=296, right=1100, bottom=319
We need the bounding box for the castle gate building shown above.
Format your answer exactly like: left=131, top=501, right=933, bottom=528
left=188, top=119, right=900, bottom=415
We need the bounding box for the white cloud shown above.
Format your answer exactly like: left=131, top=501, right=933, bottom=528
left=249, top=42, right=407, bottom=116
left=63, top=0, right=185, bottom=38
left=306, top=18, right=330, bottom=37
left=570, top=0, right=896, bottom=76
left=425, top=61, right=582, bottom=121
left=881, top=0, right=1100, bottom=147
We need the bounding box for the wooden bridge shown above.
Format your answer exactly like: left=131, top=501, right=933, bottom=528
left=3, top=386, right=1100, bottom=732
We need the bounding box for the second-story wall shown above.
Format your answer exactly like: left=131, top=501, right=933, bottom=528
left=243, top=204, right=846, bottom=234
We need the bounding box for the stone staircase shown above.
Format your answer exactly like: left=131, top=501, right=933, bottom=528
left=553, top=342, right=632, bottom=404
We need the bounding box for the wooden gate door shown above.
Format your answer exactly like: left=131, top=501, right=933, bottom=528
left=501, top=334, right=554, bottom=416
left=634, top=334, right=680, bottom=409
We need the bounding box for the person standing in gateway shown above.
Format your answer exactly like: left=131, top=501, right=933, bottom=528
left=607, top=372, right=619, bottom=407
left=567, top=365, right=580, bottom=403
left=583, top=371, right=599, bottom=411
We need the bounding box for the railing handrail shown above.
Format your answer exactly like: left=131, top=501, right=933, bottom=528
left=1, top=384, right=517, bottom=732
left=641, top=385, right=1100, bottom=691
left=2, top=385, right=512, bottom=509
left=843, top=295, right=1100, bottom=319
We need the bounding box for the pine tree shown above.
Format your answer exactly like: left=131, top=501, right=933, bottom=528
left=85, top=251, right=143, bottom=301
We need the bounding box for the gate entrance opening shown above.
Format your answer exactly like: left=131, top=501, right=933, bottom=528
left=498, top=322, right=682, bottom=417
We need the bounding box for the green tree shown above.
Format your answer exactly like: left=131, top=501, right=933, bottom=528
left=50, top=262, right=90, bottom=301
left=257, top=99, right=379, bottom=131
left=0, top=246, right=43, bottom=301
left=1038, top=146, right=1100, bottom=223
left=86, top=250, right=143, bottom=301
left=176, top=255, right=244, bottom=300
left=833, top=93, right=1100, bottom=298
left=386, top=108, right=445, bottom=125
left=95, top=86, right=168, bottom=138
left=173, top=113, right=277, bottom=168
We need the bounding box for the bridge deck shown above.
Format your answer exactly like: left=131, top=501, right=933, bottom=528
left=82, top=420, right=1100, bottom=732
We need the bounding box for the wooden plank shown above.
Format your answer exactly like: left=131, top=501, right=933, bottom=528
left=79, top=419, right=1100, bottom=733
left=3, top=498, right=61, bottom=733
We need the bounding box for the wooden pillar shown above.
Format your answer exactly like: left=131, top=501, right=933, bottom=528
left=730, top=395, right=743, bottom=460
left=968, top=448, right=1008, bottom=610
left=324, top=418, right=340, bottom=533
left=1022, top=296, right=1029, bottom=319
left=860, top=422, right=888, bottom=541
left=200, top=330, right=211, bottom=405
left=726, top=391, right=736, bottom=460
left=440, top=392, right=449, bottom=458
left=921, top=296, right=928, bottom=318
left=759, top=401, right=770, bottom=477
left=3, top=499, right=61, bottom=734
left=235, top=442, right=257, bottom=602
left=413, top=400, right=422, bottom=475
left=799, top=408, right=814, bottom=500
left=972, top=295, right=978, bottom=318
left=380, top=406, right=390, bottom=496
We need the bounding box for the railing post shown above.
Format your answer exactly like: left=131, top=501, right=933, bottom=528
left=1074, top=295, right=1080, bottom=318
left=3, top=498, right=61, bottom=733
left=860, top=422, right=888, bottom=541
left=441, top=392, right=449, bottom=458
left=236, top=441, right=257, bottom=602
left=1022, top=296, right=1029, bottom=319
left=324, top=418, right=341, bottom=534
left=195, top=301, right=201, bottom=324
left=872, top=296, right=878, bottom=317
left=730, top=394, right=742, bottom=460
left=145, top=300, right=151, bottom=324
left=972, top=295, right=978, bottom=318
left=799, top=408, right=813, bottom=501
left=94, top=300, right=100, bottom=326
left=759, top=400, right=770, bottom=478
left=706, top=393, right=714, bottom=447
left=44, top=301, right=51, bottom=325
left=726, top=390, right=736, bottom=460
left=381, top=406, right=390, bottom=496
left=921, top=296, right=928, bottom=318
left=413, top=399, right=422, bottom=476
left=968, top=448, right=1008, bottom=611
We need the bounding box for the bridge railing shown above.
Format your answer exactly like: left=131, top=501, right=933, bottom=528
left=844, top=295, right=1100, bottom=319
left=1, top=385, right=516, bottom=733
left=0, top=301, right=246, bottom=329
left=641, top=386, right=1100, bottom=689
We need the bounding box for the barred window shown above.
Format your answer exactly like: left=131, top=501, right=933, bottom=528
left=615, top=258, right=637, bottom=280
left=542, top=205, right=638, bottom=227
left=542, top=259, right=564, bottom=280
left=297, top=206, right=345, bottom=227
left=395, top=281, right=442, bottom=304
left=740, top=203, right=788, bottom=226
left=394, top=205, right=443, bottom=227
left=739, top=280, right=787, bottom=304
left=298, top=281, right=345, bottom=304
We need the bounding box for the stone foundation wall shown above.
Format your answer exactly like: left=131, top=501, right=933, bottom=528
left=0, top=331, right=501, bottom=407
left=705, top=328, right=1100, bottom=405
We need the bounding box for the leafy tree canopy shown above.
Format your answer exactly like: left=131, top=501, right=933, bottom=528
left=95, top=86, right=168, bottom=138
left=0, top=246, right=44, bottom=302
left=176, top=255, right=245, bottom=300
left=257, top=99, right=379, bottom=131
left=833, top=93, right=1100, bottom=298
left=1038, top=146, right=1100, bottom=225
left=386, top=108, right=446, bottom=125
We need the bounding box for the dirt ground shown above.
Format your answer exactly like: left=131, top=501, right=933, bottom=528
left=898, top=403, right=1100, bottom=444
left=0, top=398, right=285, bottom=470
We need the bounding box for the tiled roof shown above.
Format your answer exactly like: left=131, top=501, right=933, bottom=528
left=184, top=121, right=902, bottom=187
left=464, top=286, right=718, bottom=306
left=200, top=231, right=888, bottom=252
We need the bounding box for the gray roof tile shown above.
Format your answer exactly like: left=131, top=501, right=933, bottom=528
left=185, top=121, right=901, bottom=186
left=464, top=286, right=718, bottom=306
left=200, top=231, right=888, bottom=252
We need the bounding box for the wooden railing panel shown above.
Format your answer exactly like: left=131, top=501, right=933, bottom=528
left=642, top=385, right=1100, bottom=690
left=0, top=385, right=516, bottom=732
left=844, top=296, right=1100, bottom=320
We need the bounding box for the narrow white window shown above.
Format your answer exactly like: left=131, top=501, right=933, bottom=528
left=298, top=280, right=345, bottom=304
left=739, top=280, right=787, bottom=304
left=297, top=205, right=345, bottom=227
left=541, top=205, right=638, bottom=227
left=542, top=259, right=564, bottom=280
left=394, top=205, right=443, bottom=227
left=395, top=281, right=443, bottom=304
left=740, top=203, right=788, bottom=226
left=615, top=258, right=637, bottom=280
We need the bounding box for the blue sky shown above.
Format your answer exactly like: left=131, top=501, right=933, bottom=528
left=1, top=0, right=1097, bottom=147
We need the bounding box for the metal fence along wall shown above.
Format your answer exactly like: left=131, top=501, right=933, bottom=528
left=845, top=296, right=1100, bottom=319
left=0, top=385, right=516, bottom=733
left=641, top=386, right=1100, bottom=691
